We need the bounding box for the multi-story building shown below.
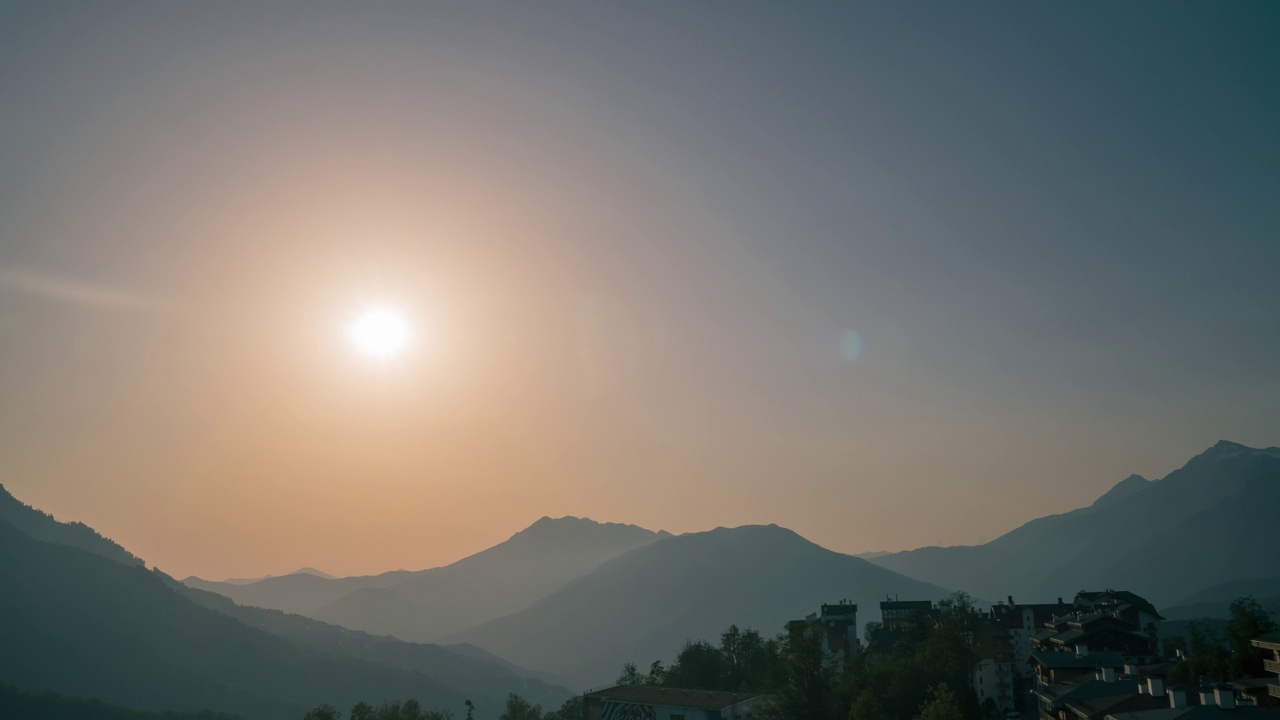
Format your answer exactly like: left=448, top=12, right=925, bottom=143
left=1252, top=632, right=1280, bottom=703
left=990, top=596, right=1074, bottom=679
left=972, top=622, right=1017, bottom=711
left=788, top=600, right=860, bottom=664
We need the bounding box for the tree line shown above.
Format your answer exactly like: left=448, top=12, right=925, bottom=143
left=301, top=593, right=1278, bottom=720
left=607, top=591, right=990, bottom=720
left=300, top=694, right=582, bottom=720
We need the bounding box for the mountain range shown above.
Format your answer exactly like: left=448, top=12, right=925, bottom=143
left=447, top=523, right=953, bottom=690
left=867, top=440, right=1280, bottom=607
left=186, top=516, right=670, bottom=642
left=3, top=438, right=1277, bottom=716
left=0, top=484, right=570, bottom=720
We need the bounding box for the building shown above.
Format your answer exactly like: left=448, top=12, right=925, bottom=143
left=1251, top=632, right=1280, bottom=703
left=991, top=596, right=1074, bottom=679
left=881, top=598, right=937, bottom=632
left=788, top=600, right=860, bottom=665
left=1027, top=591, right=1163, bottom=674
left=972, top=622, right=1017, bottom=711
left=583, top=686, right=768, bottom=720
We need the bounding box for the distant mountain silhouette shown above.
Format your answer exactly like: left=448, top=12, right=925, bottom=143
left=869, top=440, right=1280, bottom=607
left=449, top=524, right=953, bottom=690
left=0, top=483, right=141, bottom=567
left=1174, top=575, right=1280, bottom=607
left=205, top=567, right=338, bottom=586
left=187, top=516, right=670, bottom=642
left=0, top=491, right=571, bottom=720
left=171, top=580, right=569, bottom=703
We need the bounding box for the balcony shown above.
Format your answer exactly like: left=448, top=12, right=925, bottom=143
left=1266, top=658, right=1280, bottom=674
left=1270, top=684, right=1280, bottom=699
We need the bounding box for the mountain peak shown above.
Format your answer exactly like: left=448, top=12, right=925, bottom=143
left=514, top=515, right=667, bottom=539
left=1090, top=473, right=1152, bottom=509
left=1191, top=440, right=1280, bottom=464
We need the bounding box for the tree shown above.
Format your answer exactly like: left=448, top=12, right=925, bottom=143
left=616, top=662, right=646, bottom=686
left=1227, top=596, right=1278, bottom=679
left=543, top=697, right=583, bottom=720
left=303, top=705, right=341, bottom=720
left=848, top=689, right=885, bottom=720
left=915, top=684, right=963, bottom=720
left=664, top=640, right=725, bottom=690
left=498, top=694, right=543, bottom=720
left=464, top=700, right=474, bottom=720
left=761, top=624, right=836, bottom=720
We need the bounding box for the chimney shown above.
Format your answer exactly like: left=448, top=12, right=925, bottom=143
left=1147, top=678, right=1164, bottom=697
left=1215, top=686, right=1236, bottom=709
left=1199, top=689, right=1215, bottom=706
left=1076, top=644, right=1089, bottom=657
left=1168, top=687, right=1188, bottom=708
left=1100, top=667, right=1116, bottom=683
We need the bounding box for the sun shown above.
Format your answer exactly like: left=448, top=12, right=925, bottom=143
left=347, top=305, right=411, bottom=360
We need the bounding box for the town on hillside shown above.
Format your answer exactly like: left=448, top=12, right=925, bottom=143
left=575, top=589, right=1280, bottom=720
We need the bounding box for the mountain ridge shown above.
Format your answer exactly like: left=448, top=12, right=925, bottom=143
left=868, top=440, right=1280, bottom=606
left=449, top=522, right=954, bottom=690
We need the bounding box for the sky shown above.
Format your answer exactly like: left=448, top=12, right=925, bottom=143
left=1, top=2, right=1278, bottom=580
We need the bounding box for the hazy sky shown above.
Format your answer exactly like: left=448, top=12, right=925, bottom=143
left=2, top=2, right=1277, bottom=580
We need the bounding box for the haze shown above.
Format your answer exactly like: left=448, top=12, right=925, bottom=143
left=1, top=2, right=1277, bottom=580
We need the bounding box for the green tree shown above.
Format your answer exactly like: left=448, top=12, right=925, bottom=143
left=498, top=694, right=543, bottom=720
left=848, top=689, right=885, bottom=720
left=616, top=662, right=646, bottom=685
left=303, top=705, right=341, bottom=720
left=464, top=700, right=474, bottom=720
left=664, top=640, right=725, bottom=690
left=1227, top=596, right=1278, bottom=679
left=915, top=684, right=963, bottom=720
left=543, top=697, right=583, bottom=720
left=762, top=624, right=836, bottom=720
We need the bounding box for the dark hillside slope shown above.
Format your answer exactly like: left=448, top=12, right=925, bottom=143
left=172, top=580, right=570, bottom=705
left=451, top=524, right=953, bottom=690
left=0, top=522, right=520, bottom=720
left=0, top=483, right=141, bottom=567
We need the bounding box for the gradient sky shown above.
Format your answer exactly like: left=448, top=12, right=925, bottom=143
left=2, top=2, right=1278, bottom=580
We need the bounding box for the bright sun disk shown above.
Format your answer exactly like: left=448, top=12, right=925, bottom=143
left=347, top=305, right=411, bottom=359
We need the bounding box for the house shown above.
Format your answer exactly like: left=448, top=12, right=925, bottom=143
left=583, top=686, right=768, bottom=720
left=1028, top=591, right=1163, bottom=671
left=1030, top=650, right=1127, bottom=688
left=991, top=596, right=1074, bottom=679
left=972, top=622, right=1017, bottom=712
left=787, top=600, right=860, bottom=665
left=1251, top=633, right=1280, bottom=703
left=881, top=598, right=937, bottom=632
left=868, top=597, right=938, bottom=650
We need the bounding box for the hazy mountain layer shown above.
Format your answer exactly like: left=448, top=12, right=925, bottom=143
left=1173, top=575, right=1280, bottom=607
left=0, top=491, right=571, bottom=720
left=188, top=516, right=670, bottom=642
left=450, top=524, right=953, bottom=690
left=869, top=441, right=1280, bottom=606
